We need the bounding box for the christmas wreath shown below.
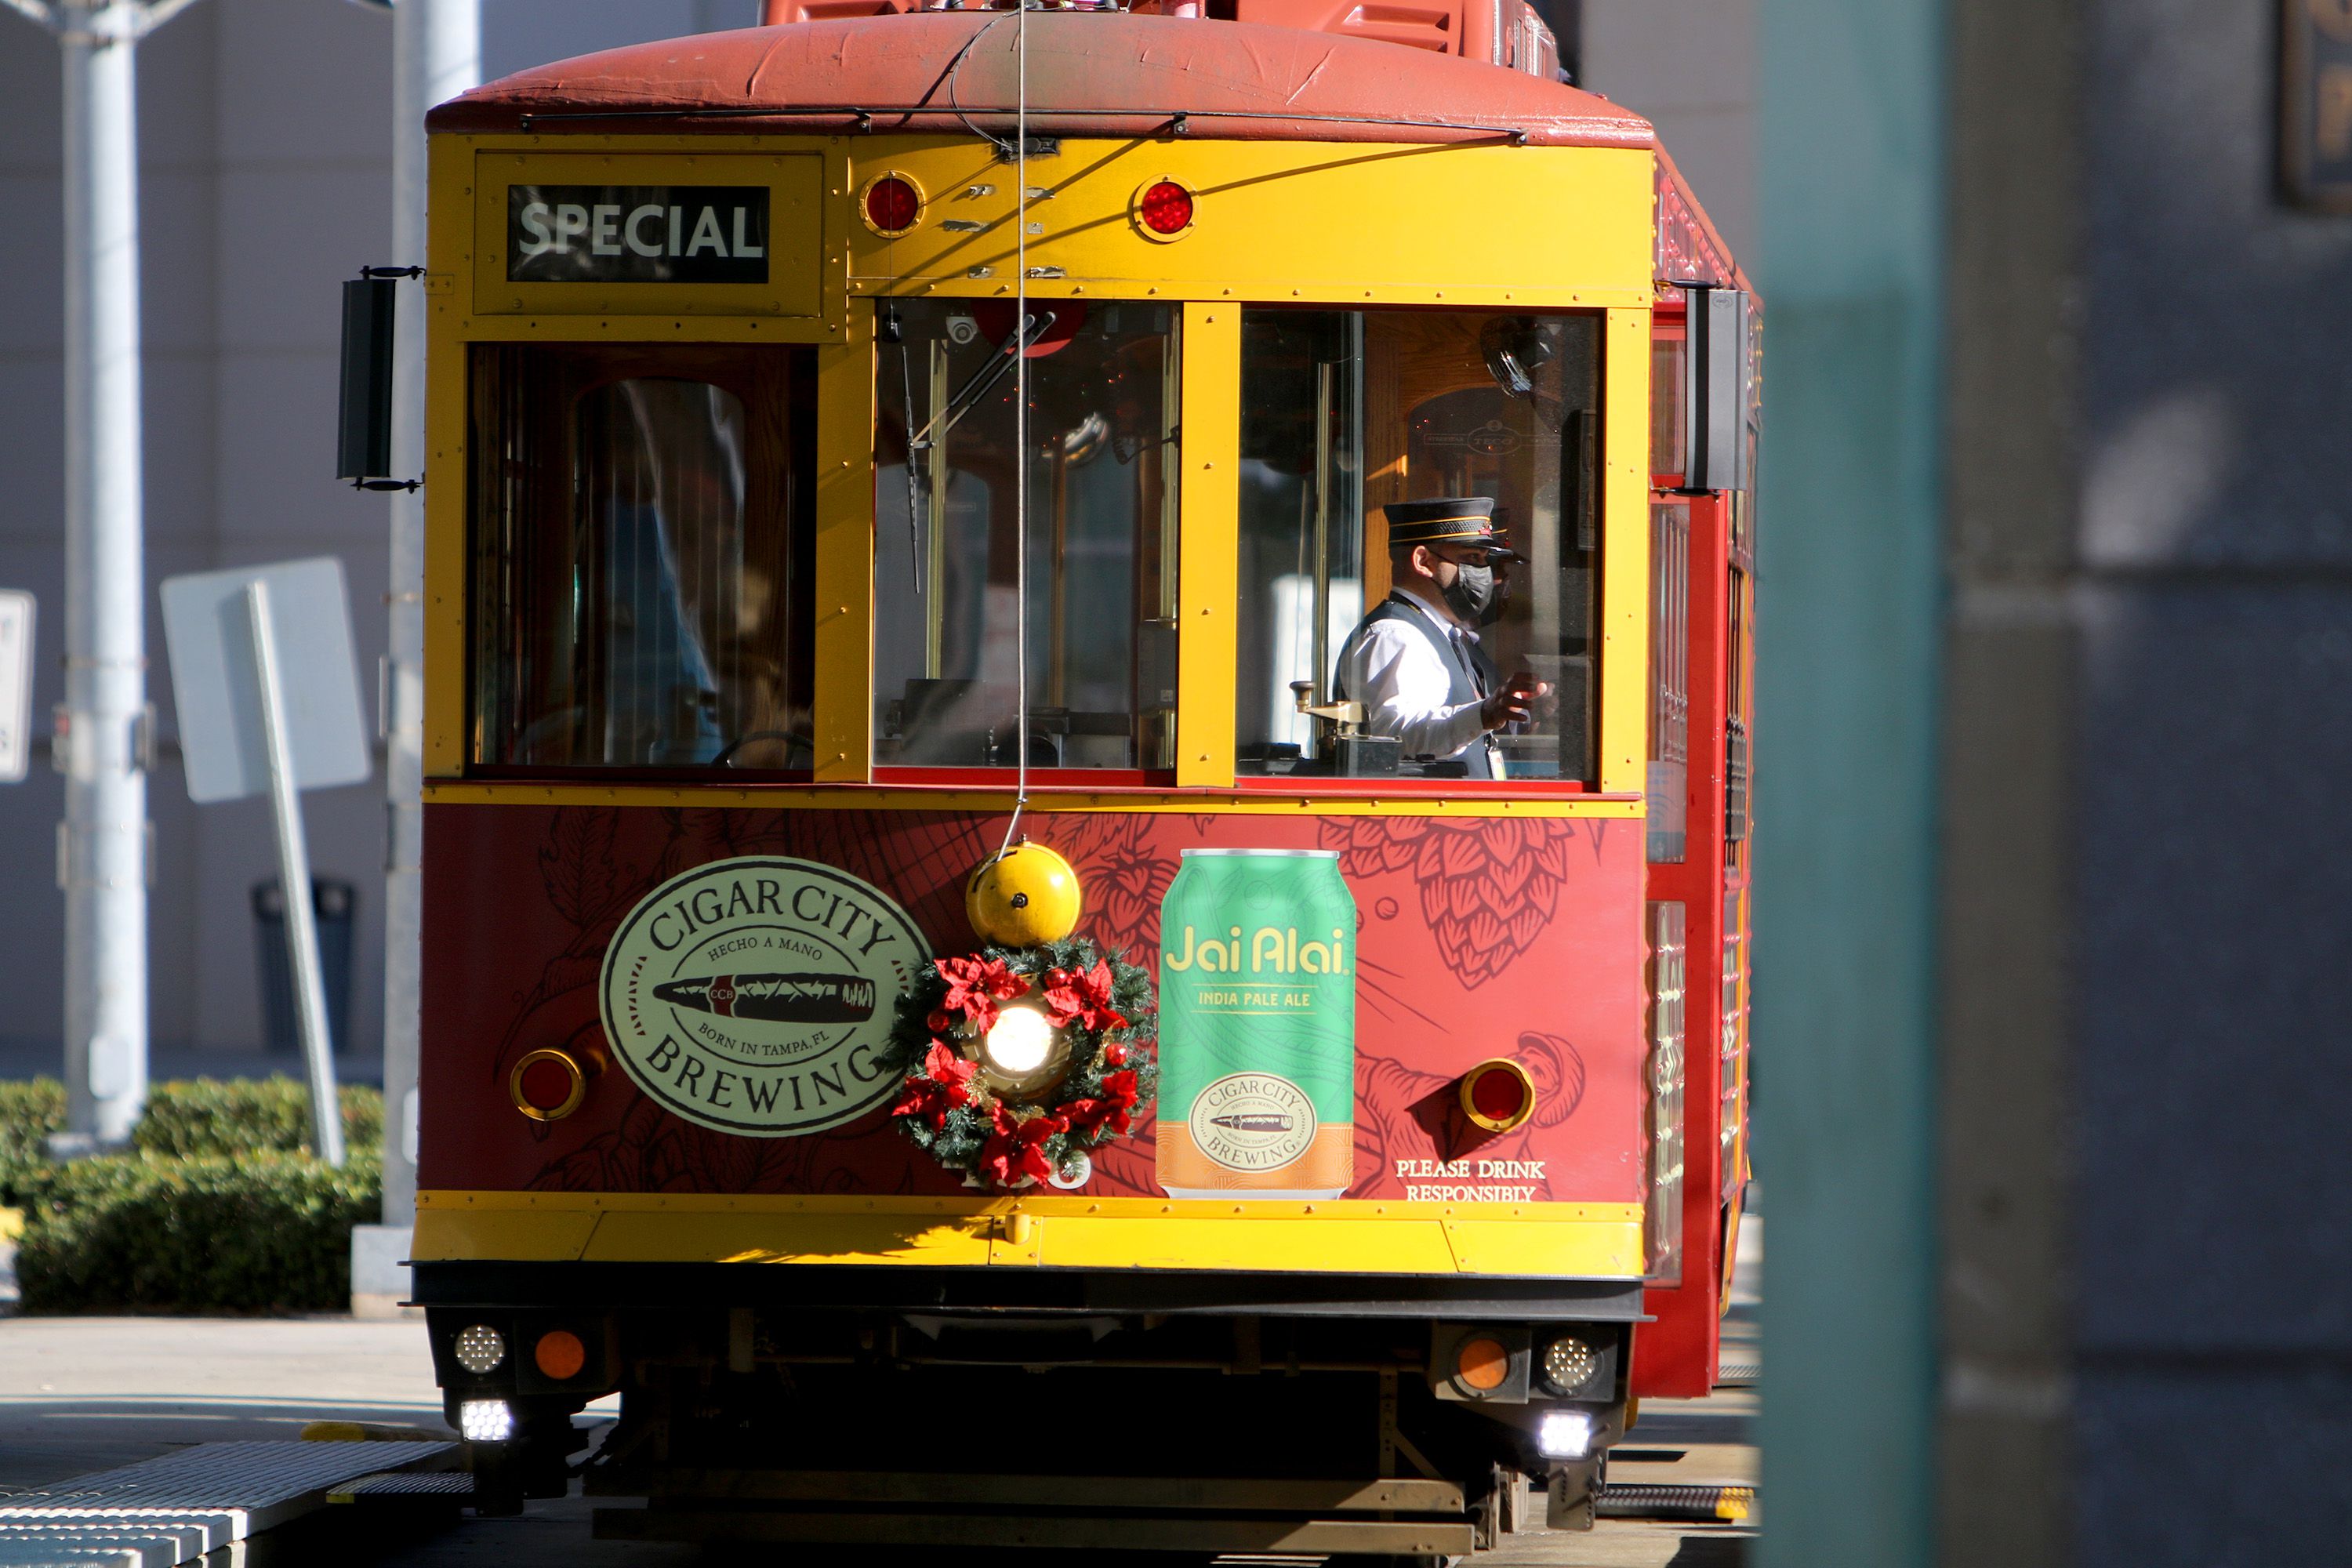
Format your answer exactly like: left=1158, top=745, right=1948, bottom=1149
left=880, top=935, right=1158, bottom=1190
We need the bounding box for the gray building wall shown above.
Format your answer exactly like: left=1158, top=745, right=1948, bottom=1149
left=1581, top=0, right=1756, bottom=262
left=1947, top=0, right=2352, bottom=1562
left=0, top=0, right=756, bottom=1074
left=2074, top=0, right=2352, bottom=1559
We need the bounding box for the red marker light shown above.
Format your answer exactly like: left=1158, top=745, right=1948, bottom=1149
left=1138, top=180, right=1194, bottom=236
left=863, top=175, right=922, bottom=236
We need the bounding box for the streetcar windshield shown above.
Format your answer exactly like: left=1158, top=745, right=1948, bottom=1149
left=1233, top=309, right=1602, bottom=783
left=873, top=300, right=1179, bottom=772
left=466, top=343, right=816, bottom=775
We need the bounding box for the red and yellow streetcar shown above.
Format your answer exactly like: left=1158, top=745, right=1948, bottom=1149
left=400, top=0, right=1759, bottom=1551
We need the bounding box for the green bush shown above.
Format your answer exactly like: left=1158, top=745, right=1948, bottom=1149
left=0, top=1078, right=66, bottom=1208
left=15, top=1150, right=380, bottom=1314
left=0, top=1076, right=387, bottom=1313
left=133, top=1079, right=383, bottom=1160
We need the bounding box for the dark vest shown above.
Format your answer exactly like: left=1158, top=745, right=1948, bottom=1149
left=1335, top=595, right=1497, bottom=779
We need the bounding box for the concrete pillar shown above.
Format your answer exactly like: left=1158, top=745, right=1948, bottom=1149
left=1753, top=0, right=1946, bottom=1561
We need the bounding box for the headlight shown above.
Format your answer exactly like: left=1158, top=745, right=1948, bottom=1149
left=453, top=1323, right=506, bottom=1374
left=982, top=1004, right=1054, bottom=1076
left=1541, top=1334, right=1601, bottom=1396
left=459, top=1398, right=514, bottom=1443
left=1537, top=1409, right=1597, bottom=1460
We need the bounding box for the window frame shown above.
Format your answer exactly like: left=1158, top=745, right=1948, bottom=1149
left=862, top=297, right=1186, bottom=790
left=460, top=338, right=819, bottom=784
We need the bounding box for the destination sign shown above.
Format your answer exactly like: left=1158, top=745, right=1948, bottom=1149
left=506, top=184, right=771, bottom=285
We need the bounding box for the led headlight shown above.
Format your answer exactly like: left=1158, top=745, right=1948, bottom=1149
left=459, top=1398, right=515, bottom=1443
left=1541, top=1334, right=1600, bottom=1396
left=982, top=1004, right=1054, bottom=1076
left=453, top=1323, right=506, bottom=1375
left=1537, top=1409, right=1597, bottom=1460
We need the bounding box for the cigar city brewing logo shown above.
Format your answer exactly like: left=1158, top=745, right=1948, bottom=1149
left=1186, top=1073, right=1319, bottom=1174
left=599, top=857, right=927, bottom=1137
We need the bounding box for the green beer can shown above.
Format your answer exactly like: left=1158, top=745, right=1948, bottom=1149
left=1156, top=848, right=1356, bottom=1199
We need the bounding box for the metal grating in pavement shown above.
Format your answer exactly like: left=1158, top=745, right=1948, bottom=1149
left=0, top=1440, right=456, bottom=1568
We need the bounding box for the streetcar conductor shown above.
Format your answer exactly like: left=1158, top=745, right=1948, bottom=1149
left=1334, top=497, right=1551, bottom=779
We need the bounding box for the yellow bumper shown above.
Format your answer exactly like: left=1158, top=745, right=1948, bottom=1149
left=412, top=1191, right=1645, bottom=1279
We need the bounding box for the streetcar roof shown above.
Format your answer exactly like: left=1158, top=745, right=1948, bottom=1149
left=426, top=13, right=1657, bottom=151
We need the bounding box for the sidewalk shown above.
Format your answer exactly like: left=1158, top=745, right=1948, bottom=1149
left=0, top=1316, right=450, bottom=1491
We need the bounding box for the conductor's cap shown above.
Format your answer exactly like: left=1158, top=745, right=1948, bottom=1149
left=1384, top=496, right=1523, bottom=561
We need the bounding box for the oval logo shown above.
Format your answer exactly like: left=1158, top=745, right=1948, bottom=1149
left=1188, top=1072, right=1319, bottom=1174
left=599, top=856, right=928, bottom=1138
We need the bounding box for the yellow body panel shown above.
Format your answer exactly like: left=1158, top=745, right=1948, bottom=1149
left=414, top=1191, right=1646, bottom=1279
left=1597, top=307, right=1655, bottom=795
left=812, top=314, right=879, bottom=782
left=841, top=138, right=1653, bottom=303
left=1175, top=303, right=1240, bottom=786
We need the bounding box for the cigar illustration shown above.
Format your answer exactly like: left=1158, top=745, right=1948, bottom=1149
left=1207, top=1113, right=1296, bottom=1134
left=653, top=973, right=877, bottom=1023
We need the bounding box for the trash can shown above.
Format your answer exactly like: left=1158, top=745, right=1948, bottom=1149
left=252, top=877, right=355, bottom=1055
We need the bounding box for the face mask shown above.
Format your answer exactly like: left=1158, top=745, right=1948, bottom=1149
left=1475, top=568, right=1512, bottom=628
left=1442, top=561, right=1495, bottom=624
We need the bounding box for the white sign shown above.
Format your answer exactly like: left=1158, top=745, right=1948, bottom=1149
left=0, top=592, right=31, bottom=783
left=160, top=558, right=369, bottom=804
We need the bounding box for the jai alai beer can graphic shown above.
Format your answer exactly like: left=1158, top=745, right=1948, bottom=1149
left=1156, top=848, right=1356, bottom=1198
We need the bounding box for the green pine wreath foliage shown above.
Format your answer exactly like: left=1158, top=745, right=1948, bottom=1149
left=879, top=934, right=1158, bottom=1189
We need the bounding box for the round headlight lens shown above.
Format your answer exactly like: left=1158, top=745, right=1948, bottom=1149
left=454, top=1323, right=506, bottom=1375
left=1541, top=1334, right=1600, bottom=1395
left=982, top=1005, right=1055, bottom=1076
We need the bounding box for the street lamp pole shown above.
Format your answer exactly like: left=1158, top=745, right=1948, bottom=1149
left=3, top=0, right=202, bottom=1146
left=383, top=0, right=477, bottom=1223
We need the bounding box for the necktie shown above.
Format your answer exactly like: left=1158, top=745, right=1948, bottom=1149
left=1449, top=630, right=1500, bottom=779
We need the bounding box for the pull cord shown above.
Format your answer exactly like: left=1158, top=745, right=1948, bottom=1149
left=996, top=0, right=1033, bottom=862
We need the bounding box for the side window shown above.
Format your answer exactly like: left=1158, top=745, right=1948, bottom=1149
left=467, top=343, right=815, bottom=774
left=873, top=300, right=1179, bottom=772
left=1233, top=308, right=1603, bottom=782
left=1647, top=500, right=1690, bottom=862
left=1726, top=564, right=1750, bottom=852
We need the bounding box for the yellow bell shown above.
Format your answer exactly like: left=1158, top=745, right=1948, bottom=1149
left=965, top=842, right=1083, bottom=947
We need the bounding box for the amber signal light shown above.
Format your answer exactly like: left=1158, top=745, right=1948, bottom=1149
left=510, top=1045, right=600, bottom=1122
left=1455, top=1334, right=1512, bottom=1392
left=533, top=1329, right=587, bottom=1381
left=1459, top=1058, right=1537, bottom=1133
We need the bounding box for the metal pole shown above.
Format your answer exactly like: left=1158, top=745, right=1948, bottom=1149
left=246, top=580, right=344, bottom=1168
left=57, top=0, right=148, bottom=1148
left=383, top=0, right=477, bottom=1218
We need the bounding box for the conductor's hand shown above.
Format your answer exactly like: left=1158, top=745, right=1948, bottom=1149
left=1480, top=671, right=1551, bottom=731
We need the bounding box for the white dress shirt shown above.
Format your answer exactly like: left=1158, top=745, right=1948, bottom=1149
left=1334, top=590, right=1492, bottom=763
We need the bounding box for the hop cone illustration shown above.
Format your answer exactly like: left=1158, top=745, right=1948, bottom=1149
left=1322, top=817, right=1581, bottom=989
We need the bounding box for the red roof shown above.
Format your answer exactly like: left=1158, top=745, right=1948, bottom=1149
left=427, top=13, right=1655, bottom=150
